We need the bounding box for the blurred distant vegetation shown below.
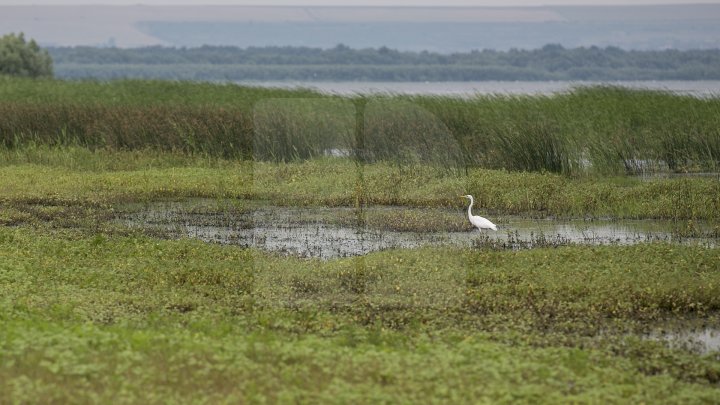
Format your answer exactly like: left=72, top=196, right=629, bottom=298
left=49, top=44, right=720, bottom=81
left=0, top=33, right=53, bottom=78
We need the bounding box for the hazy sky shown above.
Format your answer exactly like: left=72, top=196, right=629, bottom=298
left=3, top=0, right=720, bottom=5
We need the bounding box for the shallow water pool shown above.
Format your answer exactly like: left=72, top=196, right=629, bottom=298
left=118, top=199, right=718, bottom=259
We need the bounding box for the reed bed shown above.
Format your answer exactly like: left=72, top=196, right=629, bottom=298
left=0, top=78, right=718, bottom=175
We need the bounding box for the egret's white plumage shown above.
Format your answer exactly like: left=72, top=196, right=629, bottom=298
left=462, top=194, right=497, bottom=231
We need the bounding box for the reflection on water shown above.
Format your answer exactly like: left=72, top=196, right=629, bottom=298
left=120, top=201, right=717, bottom=259
left=646, top=322, right=720, bottom=354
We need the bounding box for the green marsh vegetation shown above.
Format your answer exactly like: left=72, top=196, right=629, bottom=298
left=1, top=153, right=718, bottom=223
left=1, top=77, right=719, bottom=174
left=0, top=77, right=719, bottom=403
left=1, top=228, right=719, bottom=403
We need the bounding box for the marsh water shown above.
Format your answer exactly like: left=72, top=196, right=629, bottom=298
left=119, top=199, right=717, bottom=260
left=647, top=323, right=720, bottom=354
left=235, top=80, right=720, bottom=98
left=118, top=199, right=720, bottom=353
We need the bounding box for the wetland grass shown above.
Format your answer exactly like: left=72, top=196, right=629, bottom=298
left=1, top=78, right=718, bottom=175
left=0, top=227, right=719, bottom=403
left=1, top=77, right=719, bottom=403
left=1, top=149, right=718, bottom=221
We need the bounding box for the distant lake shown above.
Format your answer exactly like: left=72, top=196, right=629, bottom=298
left=234, top=80, right=720, bottom=97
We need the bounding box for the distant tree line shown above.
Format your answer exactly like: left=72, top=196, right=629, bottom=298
left=48, top=44, right=720, bottom=81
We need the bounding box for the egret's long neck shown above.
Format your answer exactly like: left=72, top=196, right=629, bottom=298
left=467, top=196, right=474, bottom=218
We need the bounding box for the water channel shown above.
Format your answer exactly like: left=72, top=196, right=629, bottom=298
left=119, top=199, right=718, bottom=260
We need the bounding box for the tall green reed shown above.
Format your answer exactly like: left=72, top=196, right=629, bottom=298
left=1, top=78, right=718, bottom=175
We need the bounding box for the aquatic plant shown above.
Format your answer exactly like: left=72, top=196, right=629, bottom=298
left=1, top=227, right=720, bottom=403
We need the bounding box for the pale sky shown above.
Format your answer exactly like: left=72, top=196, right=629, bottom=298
left=2, top=0, right=720, bottom=5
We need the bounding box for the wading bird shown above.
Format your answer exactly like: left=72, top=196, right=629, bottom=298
left=461, top=195, right=497, bottom=231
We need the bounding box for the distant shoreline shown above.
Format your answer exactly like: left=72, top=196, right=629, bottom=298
left=48, top=45, right=720, bottom=82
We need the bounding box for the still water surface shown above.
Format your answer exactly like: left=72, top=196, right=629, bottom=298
left=235, top=80, right=720, bottom=97
left=121, top=201, right=717, bottom=260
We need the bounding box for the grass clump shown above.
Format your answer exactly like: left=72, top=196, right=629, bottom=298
left=464, top=244, right=720, bottom=320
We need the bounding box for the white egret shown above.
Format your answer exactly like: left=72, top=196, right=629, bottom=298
left=461, top=195, right=497, bottom=231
